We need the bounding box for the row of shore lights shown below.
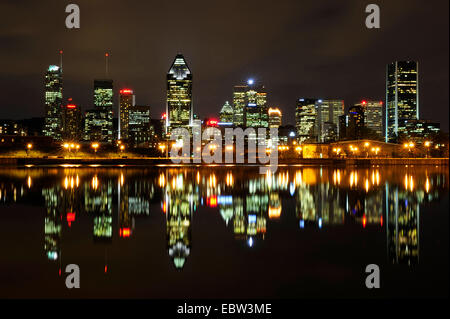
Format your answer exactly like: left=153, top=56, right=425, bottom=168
left=25, top=142, right=125, bottom=153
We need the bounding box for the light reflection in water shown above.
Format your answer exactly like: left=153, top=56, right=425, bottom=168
left=0, top=166, right=447, bottom=274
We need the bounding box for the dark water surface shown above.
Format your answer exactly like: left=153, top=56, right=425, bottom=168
left=0, top=165, right=448, bottom=298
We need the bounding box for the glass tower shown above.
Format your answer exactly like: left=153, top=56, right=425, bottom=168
left=296, top=98, right=317, bottom=143
left=355, top=100, right=383, bottom=138
left=232, top=80, right=268, bottom=128
left=119, top=89, right=135, bottom=140
left=43, top=65, right=63, bottom=140
left=166, top=54, right=193, bottom=135
left=93, top=79, right=114, bottom=143
left=386, top=61, right=419, bottom=142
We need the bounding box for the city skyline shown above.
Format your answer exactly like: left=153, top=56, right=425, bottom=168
left=0, top=0, right=448, bottom=132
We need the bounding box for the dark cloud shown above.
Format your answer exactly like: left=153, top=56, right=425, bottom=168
left=0, top=0, right=448, bottom=131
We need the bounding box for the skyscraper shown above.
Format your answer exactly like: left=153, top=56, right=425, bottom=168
left=166, top=54, right=193, bottom=135
left=62, top=100, right=82, bottom=141
left=268, top=107, right=282, bottom=128
left=296, top=98, right=317, bottom=143
left=347, top=105, right=365, bottom=140
left=129, top=105, right=151, bottom=147
left=86, top=79, right=114, bottom=143
left=355, top=100, right=383, bottom=137
left=386, top=61, right=419, bottom=142
left=315, top=99, right=344, bottom=142
left=43, top=65, right=63, bottom=140
left=219, top=101, right=234, bottom=123
left=119, top=88, right=135, bottom=140
left=232, top=80, right=268, bottom=128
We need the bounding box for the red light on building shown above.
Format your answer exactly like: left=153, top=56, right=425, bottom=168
left=67, top=104, right=77, bottom=109
left=66, top=212, right=76, bottom=227
left=207, top=195, right=217, bottom=207
left=379, top=101, right=383, bottom=105
left=362, top=100, right=367, bottom=105
left=105, top=52, right=109, bottom=57
left=362, top=215, right=367, bottom=228
left=104, top=265, right=108, bottom=273
left=380, top=215, right=383, bottom=227
left=120, top=89, right=133, bottom=95
left=206, top=119, right=218, bottom=127
left=162, top=113, right=167, bottom=120
left=119, top=228, right=131, bottom=237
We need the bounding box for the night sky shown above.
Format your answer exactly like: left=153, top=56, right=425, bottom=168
left=0, top=0, right=448, bottom=131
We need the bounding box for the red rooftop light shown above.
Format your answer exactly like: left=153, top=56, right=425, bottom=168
left=67, top=104, right=76, bottom=109
left=206, top=119, right=218, bottom=126
left=120, top=89, right=133, bottom=94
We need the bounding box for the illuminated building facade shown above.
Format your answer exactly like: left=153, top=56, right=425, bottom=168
left=129, top=105, right=152, bottom=147
left=43, top=65, right=63, bottom=140
left=268, top=107, right=282, bottom=128
left=296, top=98, right=317, bottom=143
left=386, top=61, right=419, bottom=142
left=404, top=119, right=440, bottom=140
left=119, top=89, right=135, bottom=140
left=166, top=54, right=193, bottom=135
left=219, top=101, right=233, bottom=123
left=232, top=80, right=268, bottom=128
left=62, top=101, right=82, bottom=141
left=315, top=100, right=344, bottom=143
left=355, top=100, right=383, bottom=137
left=84, top=80, right=114, bottom=142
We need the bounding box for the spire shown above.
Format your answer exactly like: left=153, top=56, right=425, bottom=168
left=105, top=52, right=109, bottom=77
left=59, top=50, right=63, bottom=71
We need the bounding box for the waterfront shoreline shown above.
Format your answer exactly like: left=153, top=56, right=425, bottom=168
left=0, top=157, right=448, bottom=166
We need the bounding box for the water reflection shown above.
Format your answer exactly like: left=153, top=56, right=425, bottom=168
left=0, top=165, right=447, bottom=274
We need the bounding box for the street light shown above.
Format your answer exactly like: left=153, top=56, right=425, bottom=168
left=424, top=141, right=431, bottom=158
left=26, top=143, right=32, bottom=156
left=404, top=142, right=414, bottom=157
left=364, top=142, right=370, bottom=158
left=371, top=147, right=380, bottom=157
left=119, top=144, right=125, bottom=153
left=158, top=143, right=166, bottom=157
left=91, top=143, right=99, bottom=154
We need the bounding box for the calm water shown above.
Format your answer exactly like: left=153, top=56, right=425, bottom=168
left=0, top=165, right=448, bottom=298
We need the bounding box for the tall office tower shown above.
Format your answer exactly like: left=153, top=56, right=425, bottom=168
left=87, top=79, right=114, bottom=143
left=129, top=105, right=151, bottom=147
left=233, top=85, right=246, bottom=126
left=296, top=98, right=317, bottom=143
left=347, top=105, right=365, bottom=139
left=355, top=100, right=383, bottom=137
left=43, top=65, right=63, bottom=140
left=315, top=100, right=344, bottom=142
left=386, top=61, right=419, bottom=142
left=219, top=101, right=234, bottom=123
left=166, top=54, right=193, bottom=135
left=268, top=107, right=282, bottom=128
left=119, top=88, right=135, bottom=140
left=62, top=100, right=82, bottom=141
left=232, top=80, right=268, bottom=128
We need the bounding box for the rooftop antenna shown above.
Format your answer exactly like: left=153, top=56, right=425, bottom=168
left=105, top=52, right=109, bottom=77
left=59, top=50, right=63, bottom=71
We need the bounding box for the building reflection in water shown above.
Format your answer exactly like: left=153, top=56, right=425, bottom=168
left=0, top=165, right=447, bottom=275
